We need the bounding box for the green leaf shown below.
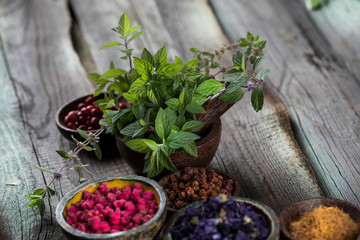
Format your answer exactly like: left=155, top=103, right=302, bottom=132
left=183, top=58, right=198, bottom=71
left=93, top=142, right=102, bottom=160
left=196, top=79, right=222, bottom=95
left=28, top=199, right=39, bottom=207
left=25, top=194, right=42, bottom=199
left=33, top=188, right=45, bottom=195
left=71, top=135, right=79, bottom=144
left=110, top=61, right=115, bottom=69
left=46, top=186, right=56, bottom=196
left=159, top=148, right=177, bottom=172
left=125, top=139, right=154, bottom=153
left=165, top=98, right=180, bottom=111
left=167, top=132, right=201, bottom=149
left=257, top=40, right=267, bottom=49
left=251, top=86, right=264, bottom=112
left=56, top=150, right=69, bottom=159
left=101, top=69, right=127, bottom=79
left=38, top=198, right=45, bottom=218
left=94, top=84, right=106, bottom=97
left=128, top=31, right=145, bottom=43
left=120, top=122, right=141, bottom=136
left=226, top=75, right=249, bottom=93
left=99, top=41, right=123, bottom=50
left=157, top=63, right=182, bottom=76
left=119, top=13, right=130, bottom=37
left=247, top=32, right=254, bottom=41
left=219, top=88, right=245, bottom=103
left=155, top=108, right=177, bottom=139
left=183, top=142, right=197, bottom=157
left=129, top=26, right=141, bottom=34
left=189, top=48, right=199, bottom=53
left=83, top=146, right=94, bottom=151
left=185, top=102, right=206, bottom=114
left=120, top=49, right=134, bottom=54
left=241, top=54, right=246, bottom=71
left=133, top=57, right=153, bottom=76
left=132, top=126, right=148, bottom=138
left=105, top=99, right=115, bottom=109
left=123, top=92, right=139, bottom=103
left=141, top=48, right=154, bottom=66
left=34, top=165, right=55, bottom=174
left=252, top=56, right=265, bottom=71
left=234, top=50, right=243, bottom=67
left=88, top=73, right=108, bottom=84
left=143, top=155, right=153, bottom=173
left=77, top=129, right=89, bottom=140
left=182, top=120, right=205, bottom=132
left=179, top=89, right=188, bottom=105
left=223, top=68, right=240, bottom=76
left=175, top=56, right=183, bottom=65
left=154, top=46, right=167, bottom=68
left=256, top=68, right=270, bottom=79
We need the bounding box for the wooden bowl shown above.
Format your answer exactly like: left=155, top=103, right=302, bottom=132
left=160, top=196, right=280, bottom=239
left=115, top=118, right=222, bottom=175
left=158, top=167, right=241, bottom=213
left=279, top=198, right=360, bottom=240
left=55, top=175, right=167, bottom=240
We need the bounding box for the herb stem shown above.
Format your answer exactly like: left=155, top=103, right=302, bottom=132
left=213, top=65, right=235, bottom=77
left=124, top=38, right=133, bottom=70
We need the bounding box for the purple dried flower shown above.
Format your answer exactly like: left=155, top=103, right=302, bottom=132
left=246, top=81, right=255, bottom=92
left=53, top=172, right=62, bottom=180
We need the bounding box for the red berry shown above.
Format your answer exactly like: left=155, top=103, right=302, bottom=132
left=91, top=107, right=102, bottom=117
left=86, top=105, right=95, bottom=110
left=67, top=111, right=78, bottom=122
left=78, top=125, right=86, bottom=130
left=90, top=117, right=100, bottom=126
left=86, top=126, right=94, bottom=131
left=67, top=122, right=77, bottom=129
left=109, top=105, right=116, bottom=110
left=119, top=102, right=127, bottom=109
left=80, top=107, right=90, bottom=116
left=85, top=96, right=96, bottom=106
left=78, top=115, right=85, bottom=124
left=64, top=116, right=70, bottom=124
left=77, top=103, right=86, bottom=110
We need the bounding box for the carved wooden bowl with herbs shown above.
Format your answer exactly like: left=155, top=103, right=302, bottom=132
left=279, top=198, right=360, bottom=240
left=158, top=167, right=240, bottom=212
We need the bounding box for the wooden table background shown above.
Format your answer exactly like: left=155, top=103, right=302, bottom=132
left=0, top=0, right=359, bottom=239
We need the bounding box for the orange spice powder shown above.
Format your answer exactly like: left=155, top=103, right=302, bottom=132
left=289, top=205, right=360, bottom=240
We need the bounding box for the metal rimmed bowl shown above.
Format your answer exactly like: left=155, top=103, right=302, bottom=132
left=279, top=198, right=360, bottom=240
left=160, top=196, right=280, bottom=240
left=56, top=175, right=167, bottom=240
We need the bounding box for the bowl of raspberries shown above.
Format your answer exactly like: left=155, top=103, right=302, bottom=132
left=55, top=175, right=167, bottom=240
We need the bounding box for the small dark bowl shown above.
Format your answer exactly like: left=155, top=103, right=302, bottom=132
left=160, top=196, right=280, bottom=239
left=279, top=198, right=360, bottom=240
left=158, top=167, right=241, bottom=213
left=56, top=175, right=167, bottom=240
left=56, top=93, right=129, bottom=145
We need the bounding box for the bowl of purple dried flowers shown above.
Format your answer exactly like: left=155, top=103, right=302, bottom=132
left=160, top=195, right=280, bottom=240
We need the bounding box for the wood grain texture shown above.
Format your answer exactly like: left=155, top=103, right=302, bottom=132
left=210, top=0, right=360, bottom=206
left=0, top=0, right=134, bottom=239
left=70, top=0, right=323, bottom=213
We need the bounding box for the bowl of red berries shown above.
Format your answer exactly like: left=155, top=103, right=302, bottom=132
left=55, top=175, right=167, bottom=240
left=56, top=93, right=129, bottom=142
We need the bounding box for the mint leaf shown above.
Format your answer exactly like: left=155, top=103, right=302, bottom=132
left=154, top=46, right=167, bottom=68
left=251, top=86, right=264, bottom=112
left=182, top=120, right=205, bottom=132
left=46, top=186, right=55, bottom=196
left=93, top=142, right=102, bottom=160
left=223, top=68, right=240, bottom=76
left=183, top=142, right=197, bottom=157
left=133, top=57, right=153, bottom=76
left=219, top=88, right=245, bottom=103
left=175, top=56, right=183, bottom=65
left=196, top=79, right=222, bottom=95
left=185, top=102, right=206, bottom=114
left=165, top=98, right=180, bottom=111
left=100, top=69, right=127, bottom=79
left=99, top=41, right=123, bottom=50
left=167, top=132, right=200, bottom=149
left=234, top=50, right=243, bottom=66
left=155, top=108, right=177, bottom=139
left=56, top=150, right=69, bottom=159
left=38, top=198, right=45, bottom=218
left=141, top=48, right=154, bottom=66
left=252, top=56, right=265, bottom=71
left=128, top=31, right=145, bottom=43
left=34, top=165, right=55, bottom=174
left=183, top=58, right=198, bottom=71
left=256, top=68, right=270, bottom=79
left=120, top=122, right=141, bottom=136
left=226, top=75, right=249, bottom=93
left=159, top=148, right=177, bottom=172
left=77, top=129, right=89, bottom=140
left=119, top=13, right=130, bottom=37
left=125, top=139, right=155, bottom=153
left=33, top=189, right=45, bottom=195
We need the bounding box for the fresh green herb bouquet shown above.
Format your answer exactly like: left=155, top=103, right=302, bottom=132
left=90, top=13, right=268, bottom=178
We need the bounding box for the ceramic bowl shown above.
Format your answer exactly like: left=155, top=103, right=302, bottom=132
left=56, top=175, right=167, bottom=240
left=279, top=198, right=360, bottom=240
left=160, top=196, right=280, bottom=240
left=56, top=93, right=129, bottom=144
left=115, top=118, right=222, bottom=175
left=158, top=167, right=241, bottom=212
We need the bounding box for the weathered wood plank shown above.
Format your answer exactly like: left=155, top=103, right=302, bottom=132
left=70, top=0, right=323, bottom=212
left=0, top=0, right=134, bottom=239
left=210, top=0, right=360, bottom=206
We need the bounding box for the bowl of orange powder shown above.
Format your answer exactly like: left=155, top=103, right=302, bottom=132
left=279, top=198, right=360, bottom=240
